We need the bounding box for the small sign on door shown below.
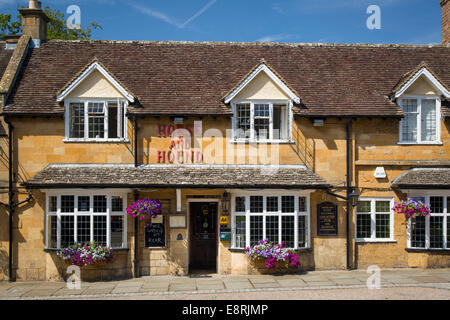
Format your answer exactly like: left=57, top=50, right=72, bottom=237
left=219, top=216, right=229, bottom=225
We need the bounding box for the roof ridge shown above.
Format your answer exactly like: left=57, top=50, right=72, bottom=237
left=45, top=39, right=450, bottom=49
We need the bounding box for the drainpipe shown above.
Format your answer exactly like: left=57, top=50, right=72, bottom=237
left=346, top=119, right=352, bottom=270
left=325, top=118, right=354, bottom=270
left=133, top=116, right=139, bottom=278
left=5, top=117, right=14, bottom=281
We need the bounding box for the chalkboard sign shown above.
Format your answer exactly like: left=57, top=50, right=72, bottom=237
left=145, top=216, right=166, bottom=247
left=317, top=202, right=338, bottom=236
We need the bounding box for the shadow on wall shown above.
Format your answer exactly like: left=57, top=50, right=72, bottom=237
left=0, top=246, right=8, bottom=279
left=291, top=122, right=315, bottom=170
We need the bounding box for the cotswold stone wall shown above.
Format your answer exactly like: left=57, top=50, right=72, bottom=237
left=0, top=113, right=449, bottom=280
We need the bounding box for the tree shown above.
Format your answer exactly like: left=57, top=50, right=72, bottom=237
left=0, top=6, right=102, bottom=41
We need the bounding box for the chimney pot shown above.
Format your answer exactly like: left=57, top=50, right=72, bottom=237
left=442, top=0, right=450, bottom=45
left=29, top=0, right=41, bottom=9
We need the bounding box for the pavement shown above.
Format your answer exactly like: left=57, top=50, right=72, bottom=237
left=0, top=268, right=449, bottom=300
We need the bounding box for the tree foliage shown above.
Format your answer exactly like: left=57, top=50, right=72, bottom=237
left=0, top=6, right=102, bottom=41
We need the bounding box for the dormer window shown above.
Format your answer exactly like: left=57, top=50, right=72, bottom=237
left=224, top=62, right=299, bottom=143
left=67, top=99, right=127, bottom=141
left=393, top=63, right=449, bottom=145
left=57, top=60, right=135, bottom=143
left=233, top=101, right=290, bottom=141
left=398, top=97, right=440, bottom=144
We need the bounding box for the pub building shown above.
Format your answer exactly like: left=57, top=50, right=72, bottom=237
left=0, top=0, right=449, bottom=281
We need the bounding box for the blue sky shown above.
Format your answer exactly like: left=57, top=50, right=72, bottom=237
left=0, top=0, right=444, bottom=44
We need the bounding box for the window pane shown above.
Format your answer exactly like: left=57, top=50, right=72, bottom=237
left=357, top=201, right=371, bottom=213
left=49, top=196, right=57, bottom=212
left=447, top=217, right=450, bottom=249
left=235, top=197, right=246, bottom=212
left=93, top=195, right=107, bottom=213
left=254, top=104, right=270, bottom=117
left=93, top=216, right=107, bottom=246
left=108, top=102, right=118, bottom=139
left=235, top=216, right=246, bottom=248
left=401, top=99, right=418, bottom=141
left=430, top=196, right=444, bottom=213
left=77, top=216, right=91, bottom=244
left=61, top=216, right=74, bottom=247
left=250, top=196, right=263, bottom=213
left=375, top=201, right=390, bottom=213
left=298, top=215, right=307, bottom=248
left=250, top=216, right=263, bottom=246
left=266, top=216, right=279, bottom=243
left=254, top=118, right=269, bottom=140
left=411, top=216, right=426, bottom=248
left=69, top=103, right=85, bottom=138
left=375, top=214, right=390, bottom=238
left=78, top=196, right=90, bottom=212
left=281, top=196, right=295, bottom=213
left=61, top=195, right=75, bottom=213
left=430, top=216, right=444, bottom=249
left=111, top=216, right=124, bottom=248
left=88, top=102, right=105, bottom=139
left=266, top=196, right=278, bottom=212
left=236, top=104, right=251, bottom=139
left=47, top=216, right=57, bottom=249
left=111, top=196, right=123, bottom=212
left=421, top=99, right=436, bottom=142
left=357, top=214, right=371, bottom=238
left=273, top=104, right=287, bottom=140
left=299, top=197, right=306, bottom=212
left=281, top=216, right=295, bottom=248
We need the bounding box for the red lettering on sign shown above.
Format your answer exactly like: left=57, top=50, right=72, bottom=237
left=157, top=151, right=165, bottom=163
left=158, top=124, right=166, bottom=137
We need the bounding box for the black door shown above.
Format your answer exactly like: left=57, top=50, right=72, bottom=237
left=189, top=202, right=218, bottom=271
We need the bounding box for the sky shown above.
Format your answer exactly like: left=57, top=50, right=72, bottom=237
left=0, top=0, right=444, bottom=44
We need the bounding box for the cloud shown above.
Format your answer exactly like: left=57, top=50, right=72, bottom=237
left=271, top=3, right=285, bottom=15
left=256, top=34, right=293, bottom=42
left=130, top=0, right=217, bottom=29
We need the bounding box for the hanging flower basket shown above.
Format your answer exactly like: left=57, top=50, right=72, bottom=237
left=245, top=239, right=301, bottom=270
left=57, top=241, right=113, bottom=267
left=126, top=199, right=162, bottom=228
left=393, top=200, right=430, bottom=220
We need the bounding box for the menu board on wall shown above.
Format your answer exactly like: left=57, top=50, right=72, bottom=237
left=145, top=216, right=166, bottom=247
left=317, top=202, right=338, bottom=236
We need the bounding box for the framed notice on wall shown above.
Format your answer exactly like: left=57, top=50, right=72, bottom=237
left=145, top=216, right=166, bottom=248
left=317, top=202, right=338, bottom=236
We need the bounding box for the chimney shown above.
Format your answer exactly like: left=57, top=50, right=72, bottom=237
left=18, top=1, right=50, bottom=48
left=442, top=0, right=450, bottom=45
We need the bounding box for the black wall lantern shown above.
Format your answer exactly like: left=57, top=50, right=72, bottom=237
left=222, top=191, right=230, bottom=215
left=349, top=188, right=360, bottom=207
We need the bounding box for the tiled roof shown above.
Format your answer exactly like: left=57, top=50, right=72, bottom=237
left=23, top=164, right=330, bottom=189
left=0, top=43, right=13, bottom=83
left=4, top=40, right=450, bottom=117
left=391, top=168, right=450, bottom=189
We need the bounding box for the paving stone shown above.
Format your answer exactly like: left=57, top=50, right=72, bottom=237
left=223, top=281, right=253, bottom=290
left=333, top=278, right=364, bottom=286
left=276, top=280, right=308, bottom=288
left=83, top=288, right=114, bottom=295
left=169, top=284, right=197, bottom=292
left=139, top=287, right=168, bottom=293
left=411, top=276, right=448, bottom=283
left=35, top=283, right=66, bottom=290
left=252, top=282, right=280, bottom=289
left=196, top=283, right=225, bottom=291
left=111, top=285, right=142, bottom=294
left=52, top=288, right=87, bottom=296
left=387, top=278, right=419, bottom=284
left=300, top=277, right=329, bottom=282
left=88, top=283, right=116, bottom=290
left=116, top=281, right=144, bottom=288
left=249, top=278, right=277, bottom=284
left=303, top=281, right=336, bottom=287
left=22, top=289, right=60, bottom=297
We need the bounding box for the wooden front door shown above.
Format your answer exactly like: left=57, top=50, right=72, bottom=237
left=189, top=202, right=218, bottom=271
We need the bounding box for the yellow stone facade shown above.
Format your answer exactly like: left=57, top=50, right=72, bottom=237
left=0, top=61, right=449, bottom=282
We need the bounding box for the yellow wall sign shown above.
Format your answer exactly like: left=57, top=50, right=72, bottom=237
left=219, top=216, right=229, bottom=225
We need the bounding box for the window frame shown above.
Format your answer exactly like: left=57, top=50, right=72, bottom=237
left=355, top=197, right=395, bottom=243
left=406, top=190, right=449, bottom=251
left=45, top=190, right=128, bottom=249
left=64, top=98, right=128, bottom=142
left=230, top=190, right=311, bottom=250
left=398, top=96, right=442, bottom=145
left=231, top=100, right=293, bottom=143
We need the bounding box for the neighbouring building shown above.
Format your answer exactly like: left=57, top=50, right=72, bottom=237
left=0, top=0, right=449, bottom=281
